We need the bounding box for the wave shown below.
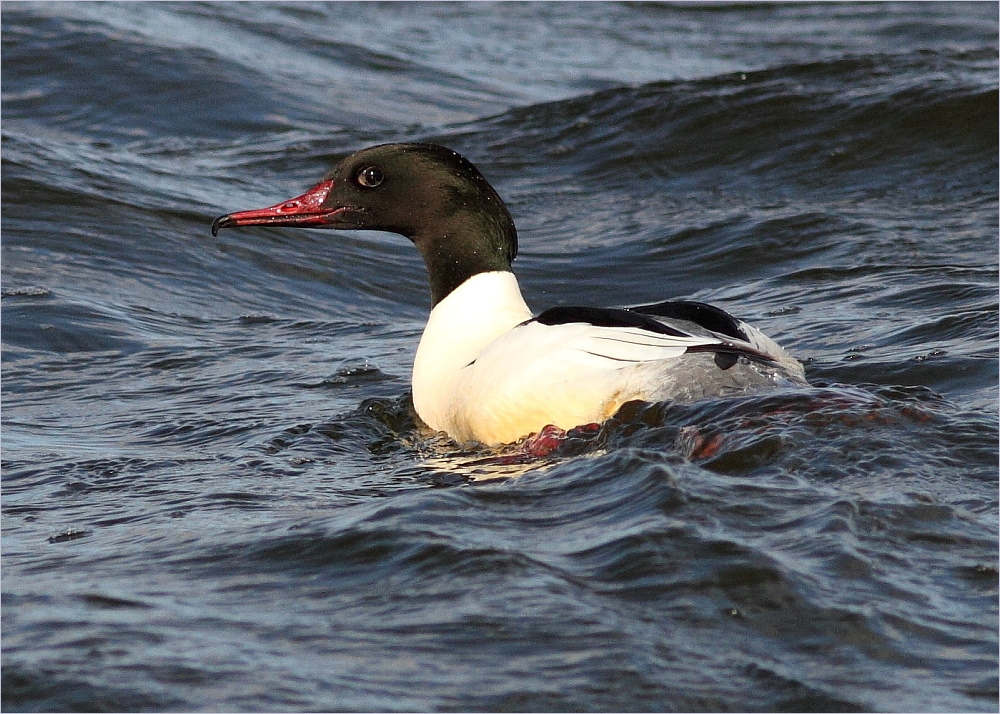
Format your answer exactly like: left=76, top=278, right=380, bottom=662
left=447, top=49, right=997, bottom=182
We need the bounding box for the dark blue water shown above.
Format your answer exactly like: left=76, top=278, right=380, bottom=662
left=2, top=2, right=997, bottom=711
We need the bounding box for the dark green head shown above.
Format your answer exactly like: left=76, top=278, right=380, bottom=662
left=213, top=142, right=518, bottom=305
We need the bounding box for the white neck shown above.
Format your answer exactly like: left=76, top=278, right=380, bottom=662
left=412, top=271, right=532, bottom=432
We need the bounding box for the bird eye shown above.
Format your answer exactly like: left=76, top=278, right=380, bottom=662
left=357, top=165, right=384, bottom=188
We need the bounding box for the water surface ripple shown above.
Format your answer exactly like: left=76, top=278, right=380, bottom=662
left=2, top=3, right=997, bottom=712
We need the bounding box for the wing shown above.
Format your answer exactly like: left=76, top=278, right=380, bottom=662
left=627, top=300, right=749, bottom=341
left=450, top=317, right=700, bottom=443
left=448, top=304, right=802, bottom=443
left=529, top=305, right=778, bottom=369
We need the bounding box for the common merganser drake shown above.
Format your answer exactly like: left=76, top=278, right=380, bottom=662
left=212, top=143, right=807, bottom=445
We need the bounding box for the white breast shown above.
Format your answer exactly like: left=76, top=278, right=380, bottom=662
left=411, top=271, right=533, bottom=439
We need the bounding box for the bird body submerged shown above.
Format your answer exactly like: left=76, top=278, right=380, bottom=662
left=213, top=142, right=807, bottom=446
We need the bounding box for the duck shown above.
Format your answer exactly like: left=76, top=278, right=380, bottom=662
left=212, top=142, right=807, bottom=446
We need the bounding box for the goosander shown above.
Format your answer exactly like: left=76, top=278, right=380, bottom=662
left=213, top=142, right=807, bottom=445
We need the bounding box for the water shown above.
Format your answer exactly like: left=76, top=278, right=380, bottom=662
left=2, top=2, right=997, bottom=711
